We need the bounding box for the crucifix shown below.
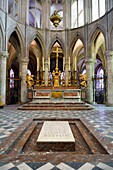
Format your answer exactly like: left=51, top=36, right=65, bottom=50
left=52, top=46, right=62, bottom=71
left=51, top=46, right=62, bottom=87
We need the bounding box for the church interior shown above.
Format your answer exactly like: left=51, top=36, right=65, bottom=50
left=0, top=0, right=113, bottom=169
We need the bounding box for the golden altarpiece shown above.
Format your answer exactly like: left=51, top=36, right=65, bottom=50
left=25, top=11, right=87, bottom=100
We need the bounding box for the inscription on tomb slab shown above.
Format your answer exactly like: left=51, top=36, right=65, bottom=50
left=37, top=121, right=75, bottom=142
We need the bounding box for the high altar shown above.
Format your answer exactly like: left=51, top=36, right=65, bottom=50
left=26, top=11, right=86, bottom=101
left=26, top=45, right=86, bottom=101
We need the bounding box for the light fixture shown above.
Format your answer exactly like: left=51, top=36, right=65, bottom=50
left=50, top=0, right=62, bottom=27
left=50, top=10, right=62, bottom=27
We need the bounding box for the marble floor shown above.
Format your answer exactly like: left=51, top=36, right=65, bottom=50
left=0, top=104, right=113, bottom=169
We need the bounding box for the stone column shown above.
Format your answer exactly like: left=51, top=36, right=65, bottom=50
left=84, top=0, right=92, bottom=24
left=106, top=51, right=113, bottom=105
left=42, top=0, right=51, bottom=29
left=85, top=58, right=94, bottom=103
left=65, top=61, right=69, bottom=86
left=0, top=51, right=8, bottom=104
left=44, top=59, right=48, bottom=86
left=20, top=58, right=29, bottom=103
left=63, top=0, right=71, bottom=29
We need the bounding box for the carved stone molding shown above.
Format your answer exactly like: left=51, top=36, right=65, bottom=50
left=85, top=58, right=94, bottom=64
left=44, top=60, right=48, bottom=65
left=0, top=51, right=9, bottom=60
left=105, top=51, right=113, bottom=60
left=20, top=58, right=29, bottom=64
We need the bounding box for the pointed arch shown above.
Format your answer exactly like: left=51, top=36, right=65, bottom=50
left=27, top=31, right=45, bottom=57
left=89, top=24, right=107, bottom=49
left=89, top=24, right=106, bottom=64
left=48, top=34, right=66, bottom=56
left=69, top=31, right=85, bottom=55
left=7, top=23, right=25, bottom=52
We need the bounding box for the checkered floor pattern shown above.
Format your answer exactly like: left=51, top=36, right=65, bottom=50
left=0, top=162, right=113, bottom=170
left=0, top=104, right=113, bottom=169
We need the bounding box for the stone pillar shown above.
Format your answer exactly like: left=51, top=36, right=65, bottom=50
left=44, top=59, right=48, bottom=86
left=63, top=0, right=71, bottom=29
left=84, top=0, right=92, bottom=24
left=42, top=0, right=51, bottom=29
left=85, top=58, right=94, bottom=103
left=106, top=51, right=113, bottom=105
left=20, top=58, right=29, bottom=103
left=0, top=51, right=8, bottom=104
left=65, top=61, right=69, bottom=86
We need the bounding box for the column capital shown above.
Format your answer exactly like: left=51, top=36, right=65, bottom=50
left=0, top=51, right=9, bottom=59
left=20, top=58, right=29, bottom=64
left=85, top=58, right=94, bottom=64
left=44, top=59, right=48, bottom=65
left=105, top=51, right=113, bottom=60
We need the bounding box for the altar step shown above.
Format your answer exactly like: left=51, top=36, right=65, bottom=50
left=18, top=100, right=93, bottom=110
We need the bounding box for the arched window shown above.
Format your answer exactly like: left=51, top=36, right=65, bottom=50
left=82, top=69, right=86, bottom=75
left=8, top=0, right=19, bottom=19
left=29, top=0, right=42, bottom=28
left=96, top=68, right=104, bottom=89
left=71, top=0, right=77, bottom=28
left=50, top=2, right=63, bottom=29
left=92, top=0, right=105, bottom=21
left=10, top=69, right=14, bottom=88
left=71, top=0, right=84, bottom=28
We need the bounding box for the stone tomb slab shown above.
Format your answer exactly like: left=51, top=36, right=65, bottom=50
left=37, top=121, right=75, bottom=151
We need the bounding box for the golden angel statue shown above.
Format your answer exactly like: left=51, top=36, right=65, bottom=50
left=26, top=74, right=34, bottom=89
left=79, top=74, right=87, bottom=87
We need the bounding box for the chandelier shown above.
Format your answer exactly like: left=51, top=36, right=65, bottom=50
left=50, top=10, right=62, bottom=27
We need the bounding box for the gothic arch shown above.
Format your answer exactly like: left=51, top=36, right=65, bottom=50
left=27, top=31, right=45, bottom=57
left=48, top=34, right=66, bottom=57
left=89, top=24, right=107, bottom=50
left=7, top=24, right=25, bottom=53
left=69, top=31, right=85, bottom=56
left=69, top=32, right=85, bottom=72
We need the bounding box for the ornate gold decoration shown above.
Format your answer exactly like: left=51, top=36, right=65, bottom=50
left=62, top=78, right=65, bottom=86
left=26, top=74, right=34, bottom=89
left=52, top=68, right=61, bottom=87
left=36, top=79, right=40, bottom=87
left=0, top=95, right=4, bottom=108
left=79, top=74, right=87, bottom=87
left=50, top=10, right=62, bottom=27
left=51, top=46, right=62, bottom=87
left=68, top=72, right=71, bottom=86
left=51, top=91, right=63, bottom=98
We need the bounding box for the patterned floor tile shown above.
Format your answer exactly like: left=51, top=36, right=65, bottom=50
left=0, top=163, right=15, bottom=170
left=36, top=163, right=54, bottom=170
left=0, top=104, right=113, bottom=170
left=56, top=163, right=75, bottom=170
left=97, top=163, right=113, bottom=170
left=77, top=163, right=95, bottom=170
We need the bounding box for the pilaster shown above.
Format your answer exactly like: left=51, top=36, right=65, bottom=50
left=106, top=51, right=113, bottom=105
left=0, top=51, right=8, bottom=104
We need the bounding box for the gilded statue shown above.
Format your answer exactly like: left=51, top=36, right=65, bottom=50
left=26, top=74, right=34, bottom=89
left=79, top=74, right=87, bottom=87
left=52, top=68, right=61, bottom=87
